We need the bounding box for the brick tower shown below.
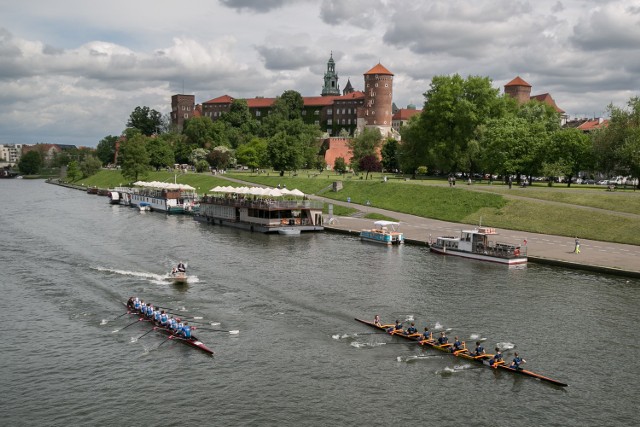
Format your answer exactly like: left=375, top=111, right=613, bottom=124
left=362, top=63, right=394, bottom=137
left=504, top=76, right=532, bottom=105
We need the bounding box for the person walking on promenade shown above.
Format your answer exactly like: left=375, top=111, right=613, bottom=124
left=574, top=237, right=581, bottom=254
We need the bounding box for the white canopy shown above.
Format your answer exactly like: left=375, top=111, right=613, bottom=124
left=207, top=186, right=301, bottom=198
left=374, top=220, right=400, bottom=228
left=133, top=181, right=195, bottom=191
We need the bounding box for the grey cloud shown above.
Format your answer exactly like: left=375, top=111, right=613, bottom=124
left=570, top=5, right=640, bottom=50
left=219, top=0, right=296, bottom=13
left=319, top=0, right=383, bottom=28
left=256, top=45, right=318, bottom=70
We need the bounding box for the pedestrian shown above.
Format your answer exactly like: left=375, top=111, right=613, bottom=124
left=508, top=176, right=513, bottom=189
left=347, top=196, right=351, bottom=203
left=574, top=237, right=580, bottom=254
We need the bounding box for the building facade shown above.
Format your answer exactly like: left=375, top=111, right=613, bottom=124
left=0, top=144, right=23, bottom=166
left=171, top=94, right=197, bottom=131
left=362, top=63, right=394, bottom=138
left=504, top=76, right=567, bottom=124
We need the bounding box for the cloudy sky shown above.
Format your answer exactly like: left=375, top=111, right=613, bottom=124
left=1, top=0, right=639, bottom=147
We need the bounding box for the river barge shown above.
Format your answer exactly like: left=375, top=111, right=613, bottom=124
left=129, top=181, right=199, bottom=214
left=430, top=227, right=527, bottom=265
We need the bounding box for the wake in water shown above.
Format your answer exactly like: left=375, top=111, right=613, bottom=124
left=93, top=266, right=199, bottom=285
left=436, top=364, right=474, bottom=375
left=350, top=341, right=386, bottom=349
left=496, top=342, right=515, bottom=351
left=397, top=354, right=443, bottom=363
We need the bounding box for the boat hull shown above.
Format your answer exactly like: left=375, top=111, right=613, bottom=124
left=360, top=230, right=404, bottom=245
left=354, top=318, right=566, bottom=387
left=430, top=246, right=527, bottom=265
left=171, top=272, right=188, bottom=283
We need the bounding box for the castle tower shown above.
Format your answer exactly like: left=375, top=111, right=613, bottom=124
left=361, top=63, right=394, bottom=137
left=171, top=94, right=195, bottom=130
left=321, top=52, right=341, bottom=96
left=504, top=76, right=532, bottom=105
left=342, top=78, right=354, bottom=95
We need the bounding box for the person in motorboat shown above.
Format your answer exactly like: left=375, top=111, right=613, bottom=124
left=472, top=341, right=486, bottom=358
left=404, top=322, right=418, bottom=336
left=451, top=336, right=466, bottom=353
left=171, top=267, right=178, bottom=275
left=437, top=332, right=450, bottom=346
left=177, top=262, right=186, bottom=273
left=421, top=327, right=433, bottom=342
left=509, top=352, right=526, bottom=370
left=489, top=348, right=504, bottom=367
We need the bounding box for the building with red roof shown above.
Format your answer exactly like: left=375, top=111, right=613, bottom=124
left=504, top=76, right=567, bottom=123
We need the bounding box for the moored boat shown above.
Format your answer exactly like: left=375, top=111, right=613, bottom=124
left=278, top=227, right=301, bottom=235
left=430, top=227, right=527, bottom=265
left=124, top=301, right=213, bottom=355
left=354, top=317, right=567, bottom=387
left=107, top=190, right=120, bottom=204
left=130, top=181, right=199, bottom=214
left=360, top=220, right=404, bottom=245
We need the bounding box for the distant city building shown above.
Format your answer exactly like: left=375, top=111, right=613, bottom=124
left=392, top=106, right=421, bottom=133
left=564, top=117, right=609, bottom=132
left=21, top=143, right=62, bottom=162
left=0, top=144, right=23, bottom=166
left=362, top=63, right=394, bottom=138
left=504, top=76, right=567, bottom=124
left=321, top=52, right=341, bottom=96
left=171, top=94, right=196, bottom=131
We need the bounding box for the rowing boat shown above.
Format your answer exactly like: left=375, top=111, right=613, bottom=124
left=124, top=302, right=214, bottom=355
left=355, top=318, right=567, bottom=387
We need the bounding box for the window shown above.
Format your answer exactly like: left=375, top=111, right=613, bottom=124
left=302, top=110, right=306, bottom=115
left=375, top=83, right=378, bottom=87
left=314, top=120, right=320, bottom=125
left=256, top=110, right=261, bottom=117
left=385, top=83, right=389, bottom=87
left=327, top=109, right=332, bottom=115
left=347, top=119, right=351, bottom=125
left=327, top=119, right=332, bottom=125
left=314, top=110, right=320, bottom=115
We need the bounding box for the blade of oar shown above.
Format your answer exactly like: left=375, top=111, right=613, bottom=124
left=154, top=335, right=174, bottom=350
left=110, top=312, right=131, bottom=321
left=194, top=327, right=239, bottom=335
left=117, top=318, right=142, bottom=331
left=136, top=327, right=158, bottom=340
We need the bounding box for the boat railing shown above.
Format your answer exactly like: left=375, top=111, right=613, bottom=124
left=200, top=196, right=323, bottom=210
left=473, top=241, right=527, bottom=258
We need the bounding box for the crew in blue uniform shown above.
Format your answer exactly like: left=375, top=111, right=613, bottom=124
left=387, top=320, right=402, bottom=333
left=160, top=311, right=169, bottom=327
left=489, top=348, right=504, bottom=367
left=154, top=309, right=162, bottom=324
left=437, top=332, right=449, bottom=346
left=181, top=322, right=192, bottom=339
left=472, top=341, right=485, bottom=357
left=451, top=336, right=465, bottom=353
left=405, top=322, right=418, bottom=336
left=510, top=352, right=526, bottom=370
left=421, top=327, right=432, bottom=342
left=133, top=297, right=141, bottom=311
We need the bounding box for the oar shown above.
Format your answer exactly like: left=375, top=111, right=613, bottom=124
left=109, top=312, right=131, bottom=321
left=136, top=327, right=158, bottom=340
left=155, top=306, right=205, bottom=320
left=193, top=327, right=239, bottom=335
left=117, top=318, right=143, bottom=331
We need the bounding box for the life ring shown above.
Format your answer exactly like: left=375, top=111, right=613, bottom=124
left=514, top=249, right=520, bottom=256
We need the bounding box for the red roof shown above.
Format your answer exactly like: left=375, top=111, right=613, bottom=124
left=505, top=76, right=531, bottom=87
left=364, top=63, right=393, bottom=76
left=335, top=91, right=365, bottom=101
left=203, top=94, right=234, bottom=104
left=393, top=109, right=421, bottom=121
left=245, top=97, right=276, bottom=108
left=530, top=93, right=565, bottom=113
left=303, top=96, right=337, bottom=107
left=577, top=119, right=609, bottom=131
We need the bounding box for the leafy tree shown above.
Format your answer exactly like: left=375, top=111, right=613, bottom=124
left=480, top=116, right=534, bottom=180
left=316, top=156, right=327, bottom=172
left=273, top=90, right=304, bottom=121
left=120, top=133, right=151, bottom=182
left=66, top=160, right=82, bottom=181
left=417, top=74, right=508, bottom=173
left=80, top=155, right=103, bottom=178
left=381, top=138, right=399, bottom=172
left=207, top=146, right=234, bottom=170
left=146, top=137, right=175, bottom=170
left=398, top=115, right=432, bottom=177
left=543, top=128, right=592, bottom=187
left=359, top=154, right=382, bottom=179
left=127, top=106, right=163, bottom=136
left=195, top=160, right=210, bottom=173
left=334, top=157, right=347, bottom=174
left=184, top=116, right=219, bottom=148
left=96, top=135, right=118, bottom=165
left=267, top=131, right=304, bottom=173
left=348, top=128, right=382, bottom=172
left=18, top=150, right=43, bottom=175
left=236, top=138, right=268, bottom=171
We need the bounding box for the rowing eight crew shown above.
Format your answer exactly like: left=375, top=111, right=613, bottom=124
left=128, top=297, right=192, bottom=339
left=376, top=316, right=527, bottom=370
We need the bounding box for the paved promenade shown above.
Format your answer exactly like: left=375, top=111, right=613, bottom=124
left=315, top=197, right=640, bottom=278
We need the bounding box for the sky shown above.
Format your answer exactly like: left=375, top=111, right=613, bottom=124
left=1, top=0, right=639, bottom=147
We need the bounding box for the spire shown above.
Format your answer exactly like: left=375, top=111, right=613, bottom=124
left=343, top=78, right=354, bottom=95
left=321, top=52, right=340, bottom=96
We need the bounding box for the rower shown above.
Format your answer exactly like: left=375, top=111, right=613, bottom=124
left=135, top=299, right=143, bottom=312
left=127, top=296, right=134, bottom=308
left=168, top=316, right=178, bottom=331
left=472, top=341, right=486, bottom=358
left=421, top=327, right=433, bottom=342
left=374, top=315, right=381, bottom=326
left=509, top=352, right=526, bottom=370
left=159, top=310, right=169, bottom=327
left=404, top=322, right=418, bottom=336
left=176, top=318, right=184, bottom=334
left=387, top=320, right=403, bottom=334
left=437, top=331, right=450, bottom=346
left=489, top=348, right=504, bottom=367
left=145, top=303, right=154, bottom=319
left=181, top=322, right=192, bottom=339
left=154, top=309, right=162, bottom=324
left=451, top=336, right=466, bottom=354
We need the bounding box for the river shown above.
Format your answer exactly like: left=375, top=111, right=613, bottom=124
left=1, top=179, right=638, bottom=426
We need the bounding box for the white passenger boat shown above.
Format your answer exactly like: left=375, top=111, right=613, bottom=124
left=359, top=220, right=404, bottom=245
left=130, top=181, right=199, bottom=214
left=429, top=227, right=527, bottom=265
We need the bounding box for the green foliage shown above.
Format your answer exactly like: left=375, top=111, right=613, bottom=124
left=183, top=116, right=227, bottom=149
left=267, top=131, right=304, bottom=172
left=146, top=137, right=175, bottom=169
left=207, top=146, right=234, bottom=170
left=80, top=155, right=102, bottom=178
left=18, top=151, right=43, bottom=175
left=96, top=135, right=118, bottom=165
left=381, top=138, right=399, bottom=172
left=66, top=160, right=82, bottom=181
left=545, top=128, right=592, bottom=186
left=127, top=106, right=163, bottom=136
left=358, top=155, right=382, bottom=179
left=348, top=128, right=382, bottom=171
left=236, top=138, right=268, bottom=170
left=120, top=133, right=151, bottom=182
left=195, top=159, right=210, bottom=173
left=333, top=157, right=347, bottom=174
left=416, top=166, right=428, bottom=175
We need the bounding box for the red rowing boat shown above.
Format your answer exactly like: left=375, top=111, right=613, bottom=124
left=355, top=318, right=567, bottom=387
left=124, top=302, right=214, bottom=355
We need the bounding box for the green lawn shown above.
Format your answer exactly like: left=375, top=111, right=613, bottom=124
left=70, top=170, right=640, bottom=245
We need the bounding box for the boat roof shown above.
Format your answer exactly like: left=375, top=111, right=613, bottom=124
left=374, top=220, right=399, bottom=227
left=462, top=227, right=497, bottom=235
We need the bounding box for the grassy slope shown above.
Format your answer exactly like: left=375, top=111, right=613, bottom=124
left=71, top=170, right=640, bottom=245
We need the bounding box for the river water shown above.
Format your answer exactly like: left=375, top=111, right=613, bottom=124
left=1, top=179, right=638, bottom=426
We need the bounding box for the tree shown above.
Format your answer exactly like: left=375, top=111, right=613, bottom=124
left=120, top=133, right=151, bottom=182
left=543, top=128, right=592, bottom=187
left=80, top=155, right=103, bottom=178
left=398, top=115, right=432, bottom=177
left=18, top=150, right=43, bottom=175
left=417, top=74, right=508, bottom=173
left=267, top=131, right=304, bottom=173
left=333, top=157, right=347, bottom=174
left=146, top=137, right=175, bottom=170
left=207, top=146, right=234, bottom=170
left=96, top=135, right=118, bottom=165
left=359, top=154, right=382, bottom=179
left=65, top=160, right=82, bottom=181
left=348, top=127, right=382, bottom=172
left=127, top=106, right=163, bottom=136
left=381, top=138, right=399, bottom=172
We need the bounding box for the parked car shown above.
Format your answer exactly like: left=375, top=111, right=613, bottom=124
left=597, top=180, right=609, bottom=185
